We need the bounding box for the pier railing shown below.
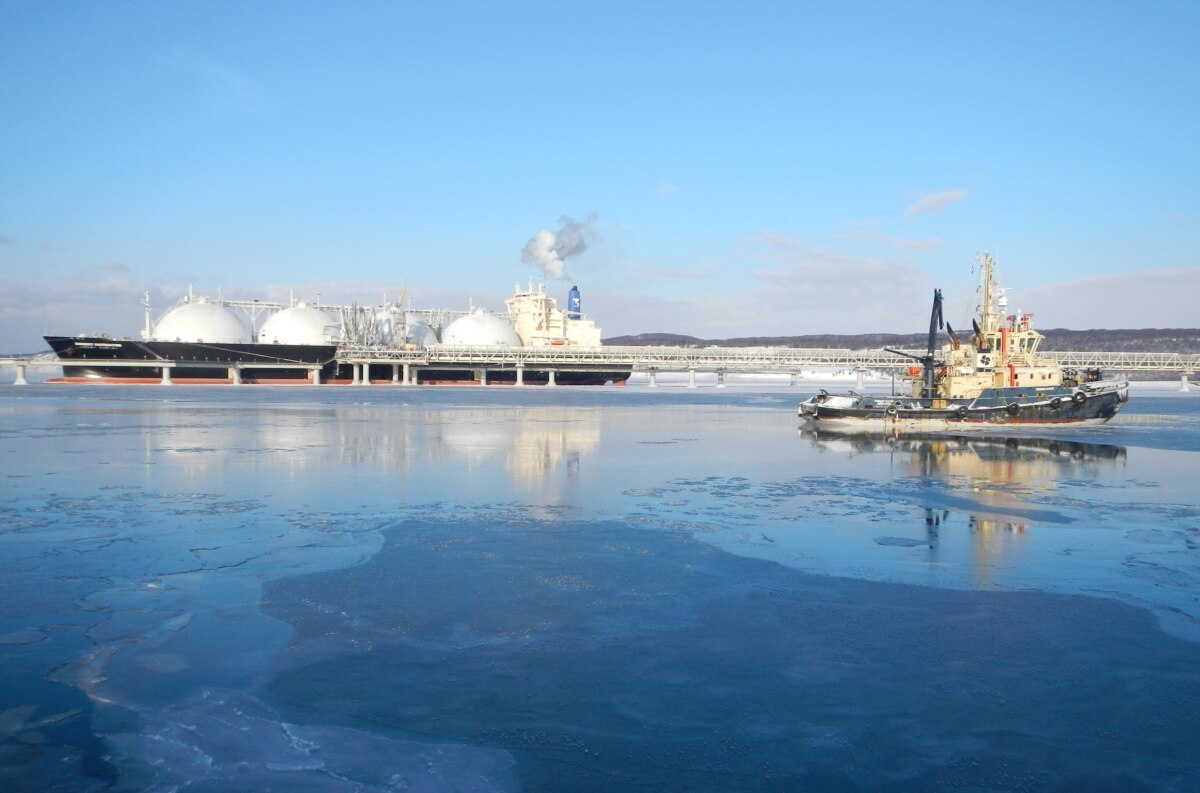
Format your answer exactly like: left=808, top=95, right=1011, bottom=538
left=335, top=345, right=1200, bottom=374
left=3, top=346, right=1198, bottom=385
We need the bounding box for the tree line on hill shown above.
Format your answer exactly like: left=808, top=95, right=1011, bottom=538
left=603, top=329, right=1200, bottom=353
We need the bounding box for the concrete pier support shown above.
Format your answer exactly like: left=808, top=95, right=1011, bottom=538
left=160, top=366, right=172, bottom=385
left=688, top=369, right=697, bottom=388
left=547, top=369, right=557, bottom=386
left=515, top=365, right=524, bottom=386
left=351, top=364, right=360, bottom=385
left=648, top=370, right=658, bottom=388
left=855, top=370, right=865, bottom=390
left=479, top=369, right=488, bottom=386
left=1182, top=374, right=1192, bottom=393
left=231, top=367, right=242, bottom=385
left=392, top=364, right=400, bottom=384
left=312, top=367, right=322, bottom=385
left=14, top=364, right=27, bottom=385
left=410, top=367, right=419, bottom=385
left=402, top=363, right=411, bottom=385
left=361, top=365, right=371, bottom=385
left=717, top=371, right=726, bottom=388
left=790, top=373, right=799, bottom=387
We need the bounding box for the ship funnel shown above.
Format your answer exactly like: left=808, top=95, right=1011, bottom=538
left=567, top=285, right=581, bottom=320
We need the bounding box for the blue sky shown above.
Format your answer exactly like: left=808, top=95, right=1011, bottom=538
left=2, top=1, right=1197, bottom=350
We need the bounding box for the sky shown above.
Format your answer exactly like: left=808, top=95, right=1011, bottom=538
left=1, top=0, right=1197, bottom=351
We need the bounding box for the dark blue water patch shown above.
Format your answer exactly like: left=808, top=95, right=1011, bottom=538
left=262, top=517, right=1200, bottom=792
left=875, top=536, right=932, bottom=547
left=1, top=651, right=116, bottom=791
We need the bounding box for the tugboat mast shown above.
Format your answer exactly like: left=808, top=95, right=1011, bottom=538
left=978, top=252, right=997, bottom=335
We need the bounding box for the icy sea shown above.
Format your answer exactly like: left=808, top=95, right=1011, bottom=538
left=1, top=379, right=1198, bottom=792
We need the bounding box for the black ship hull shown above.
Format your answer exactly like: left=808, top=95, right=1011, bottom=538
left=45, top=336, right=338, bottom=383
left=43, top=337, right=630, bottom=386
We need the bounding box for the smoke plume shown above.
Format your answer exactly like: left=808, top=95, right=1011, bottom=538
left=521, top=215, right=591, bottom=280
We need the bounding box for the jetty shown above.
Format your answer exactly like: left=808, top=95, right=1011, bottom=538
left=2, top=346, right=1197, bottom=389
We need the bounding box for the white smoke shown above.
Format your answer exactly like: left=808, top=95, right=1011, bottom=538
left=521, top=216, right=591, bottom=280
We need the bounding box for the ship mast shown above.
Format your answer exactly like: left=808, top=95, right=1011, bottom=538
left=978, top=252, right=996, bottom=334
left=141, top=292, right=152, bottom=340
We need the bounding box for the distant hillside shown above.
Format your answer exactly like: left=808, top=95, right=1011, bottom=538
left=604, top=329, right=1200, bottom=353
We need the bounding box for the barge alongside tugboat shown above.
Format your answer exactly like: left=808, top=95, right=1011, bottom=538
left=798, top=253, right=1128, bottom=432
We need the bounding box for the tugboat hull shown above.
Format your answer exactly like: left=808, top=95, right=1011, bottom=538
left=799, top=382, right=1128, bottom=433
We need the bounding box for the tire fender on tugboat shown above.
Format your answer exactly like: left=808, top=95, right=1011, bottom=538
left=1006, top=402, right=1020, bottom=416
left=1073, top=391, right=1087, bottom=405
left=955, top=406, right=968, bottom=419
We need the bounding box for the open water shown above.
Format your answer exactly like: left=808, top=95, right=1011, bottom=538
left=1, top=380, right=1198, bottom=791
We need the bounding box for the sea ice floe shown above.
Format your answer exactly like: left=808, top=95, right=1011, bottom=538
left=105, top=689, right=515, bottom=792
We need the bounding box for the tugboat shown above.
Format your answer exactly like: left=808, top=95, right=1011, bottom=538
left=798, top=253, right=1128, bottom=432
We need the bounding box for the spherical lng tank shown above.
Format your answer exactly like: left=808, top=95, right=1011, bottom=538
left=404, top=318, right=439, bottom=347
left=440, top=310, right=522, bottom=345
left=153, top=299, right=251, bottom=343
left=257, top=304, right=338, bottom=345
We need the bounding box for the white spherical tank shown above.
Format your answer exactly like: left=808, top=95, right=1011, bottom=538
left=258, top=304, right=338, bottom=345
left=153, top=299, right=251, bottom=343
left=440, top=311, right=522, bottom=346
left=405, top=318, right=439, bottom=347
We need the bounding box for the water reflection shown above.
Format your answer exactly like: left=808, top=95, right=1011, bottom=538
left=801, top=428, right=1127, bottom=465
left=801, top=429, right=1130, bottom=583
left=106, top=405, right=603, bottom=492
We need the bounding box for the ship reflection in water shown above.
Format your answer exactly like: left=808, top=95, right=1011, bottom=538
left=800, top=429, right=1128, bottom=584
left=133, top=404, right=603, bottom=518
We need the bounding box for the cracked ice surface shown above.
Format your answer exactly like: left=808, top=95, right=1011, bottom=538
left=0, top=383, right=1197, bottom=790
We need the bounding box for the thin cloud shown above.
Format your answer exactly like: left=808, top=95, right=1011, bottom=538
left=656, top=181, right=679, bottom=196
left=1016, top=268, right=1200, bottom=329
left=168, top=49, right=276, bottom=116
left=752, top=232, right=808, bottom=254
left=831, top=229, right=942, bottom=251
left=728, top=233, right=937, bottom=333
left=906, top=189, right=968, bottom=216
left=643, top=266, right=710, bottom=281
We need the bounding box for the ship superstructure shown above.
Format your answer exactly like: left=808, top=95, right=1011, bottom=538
left=911, top=253, right=1069, bottom=402
left=505, top=282, right=602, bottom=347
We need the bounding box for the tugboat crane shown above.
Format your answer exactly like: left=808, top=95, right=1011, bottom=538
left=884, top=288, right=945, bottom=399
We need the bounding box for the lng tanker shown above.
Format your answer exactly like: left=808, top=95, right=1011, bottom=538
left=45, top=283, right=630, bottom=385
